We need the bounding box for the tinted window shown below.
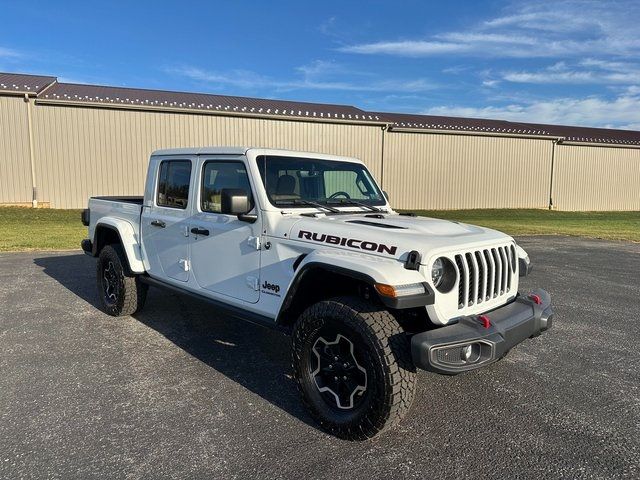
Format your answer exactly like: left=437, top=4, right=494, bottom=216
left=201, top=161, right=253, bottom=213
left=323, top=170, right=370, bottom=200
left=256, top=155, right=385, bottom=207
left=157, top=160, right=192, bottom=209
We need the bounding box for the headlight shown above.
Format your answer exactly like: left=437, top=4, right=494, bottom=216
left=431, top=257, right=457, bottom=293
left=431, top=258, right=445, bottom=287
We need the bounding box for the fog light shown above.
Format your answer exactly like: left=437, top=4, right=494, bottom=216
left=432, top=341, right=492, bottom=369
left=461, top=345, right=472, bottom=361
left=460, top=343, right=481, bottom=363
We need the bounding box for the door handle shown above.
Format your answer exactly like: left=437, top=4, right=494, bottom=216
left=190, top=227, right=210, bottom=236
left=150, top=220, right=166, bottom=228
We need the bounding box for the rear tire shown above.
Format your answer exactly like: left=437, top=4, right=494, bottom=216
left=292, top=296, right=416, bottom=440
left=96, top=244, right=147, bottom=316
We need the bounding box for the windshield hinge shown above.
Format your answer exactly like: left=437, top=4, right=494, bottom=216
left=246, top=276, right=260, bottom=291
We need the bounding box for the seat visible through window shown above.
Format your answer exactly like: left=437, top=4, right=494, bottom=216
left=201, top=161, right=253, bottom=213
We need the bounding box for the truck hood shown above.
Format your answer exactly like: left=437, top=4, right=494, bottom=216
left=287, top=213, right=513, bottom=263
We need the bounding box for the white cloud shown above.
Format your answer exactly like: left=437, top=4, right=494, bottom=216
left=437, top=32, right=538, bottom=46
left=501, top=58, right=640, bottom=85
left=0, top=46, right=21, bottom=58
left=167, top=63, right=438, bottom=94
left=318, top=16, right=337, bottom=36
left=339, top=1, right=640, bottom=59
left=341, top=40, right=470, bottom=57
left=423, top=93, right=640, bottom=130
left=294, top=59, right=364, bottom=80
left=442, top=65, right=471, bottom=75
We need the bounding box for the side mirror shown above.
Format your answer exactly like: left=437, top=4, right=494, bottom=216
left=221, top=188, right=250, bottom=214
left=383, top=190, right=390, bottom=201
left=220, top=188, right=257, bottom=223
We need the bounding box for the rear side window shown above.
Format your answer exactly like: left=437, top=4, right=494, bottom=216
left=157, top=160, right=192, bottom=209
left=201, top=161, right=253, bottom=213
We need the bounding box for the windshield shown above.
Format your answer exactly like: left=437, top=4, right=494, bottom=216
left=256, top=155, right=386, bottom=208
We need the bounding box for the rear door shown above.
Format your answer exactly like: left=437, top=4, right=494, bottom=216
left=141, top=158, right=194, bottom=282
left=189, top=157, right=262, bottom=303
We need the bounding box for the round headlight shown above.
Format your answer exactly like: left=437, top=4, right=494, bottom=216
left=431, top=258, right=445, bottom=287
left=431, top=257, right=457, bottom=293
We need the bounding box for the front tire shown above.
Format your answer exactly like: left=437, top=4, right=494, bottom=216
left=292, top=296, right=416, bottom=440
left=96, top=244, right=147, bottom=316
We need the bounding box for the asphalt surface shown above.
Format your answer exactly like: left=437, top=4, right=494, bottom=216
left=0, top=236, right=638, bottom=479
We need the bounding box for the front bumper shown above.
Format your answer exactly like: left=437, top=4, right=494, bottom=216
left=411, top=289, right=553, bottom=374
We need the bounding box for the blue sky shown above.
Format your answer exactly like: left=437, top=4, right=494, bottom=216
left=1, top=0, right=639, bottom=129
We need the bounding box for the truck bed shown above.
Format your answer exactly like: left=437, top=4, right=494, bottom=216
left=87, top=196, right=144, bottom=241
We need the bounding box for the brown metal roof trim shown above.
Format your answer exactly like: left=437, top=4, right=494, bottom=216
left=524, top=122, right=640, bottom=145
left=38, top=82, right=382, bottom=122
left=376, top=111, right=640, bottom=145
left=0, top=72, right=56, bottom=95
left=1, top=70, right=637, bottom=145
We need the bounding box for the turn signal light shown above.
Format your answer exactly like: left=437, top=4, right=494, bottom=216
left=375, top=282, right=425, bottom=298
left=375, top=283, right=397, bottom=297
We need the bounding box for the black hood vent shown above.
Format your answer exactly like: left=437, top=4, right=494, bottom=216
left=346, top=220, right=407, bottom=229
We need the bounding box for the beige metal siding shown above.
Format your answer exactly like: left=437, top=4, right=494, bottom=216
left=2, top=97, right=639, bottom=211
left=553, top=144, right=640, bottom=211
left=383, top=131, right=553, bottom=210
left=0, top=96, right=32, bottom=203
left=31, top=105, right=383, bottom=208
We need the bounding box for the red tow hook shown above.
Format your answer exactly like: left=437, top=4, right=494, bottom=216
left=529, top=293, right=542, bottom=305
left=478, top=314, right=491, bottom=329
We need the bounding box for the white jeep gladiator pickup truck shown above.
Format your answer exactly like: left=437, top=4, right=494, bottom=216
left=81, top=147, right=553, bottom=440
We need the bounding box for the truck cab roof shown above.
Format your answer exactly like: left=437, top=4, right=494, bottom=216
left=151, top=146, right=250, bottom=156
left=150, top=147, right=363, bottom=164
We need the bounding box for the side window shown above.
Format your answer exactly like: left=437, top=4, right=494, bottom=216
left=201, top=161, right=253, bottom=213
left=157, top=160, right=192, bottom=209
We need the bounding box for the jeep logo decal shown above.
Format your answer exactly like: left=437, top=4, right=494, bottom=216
left=298, top=230, right=398, bottom=255
left=261, top=280, right=281, bottom=296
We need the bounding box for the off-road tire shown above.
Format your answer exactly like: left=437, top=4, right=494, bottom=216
left=292, top=296, right=416, bottom=440
left=96, top=244, right=147, bottom=316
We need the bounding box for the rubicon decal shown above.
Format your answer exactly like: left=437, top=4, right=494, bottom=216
left=298, top=230, right=398, bottom=255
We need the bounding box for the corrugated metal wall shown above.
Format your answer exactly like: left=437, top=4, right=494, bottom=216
left=0, top=96, right=32, bottom=204
left=1, top=97, right=639, bottom=211
left=31, top=105, right=383, bottom=208
left=383, top=131, right=553, bottom=209
left=552, top=144, right=640, bottom=211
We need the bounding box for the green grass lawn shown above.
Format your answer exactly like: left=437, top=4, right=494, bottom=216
left=0, top=207, right=638, bottom=252
left=406, top=209, right=640, bottom=242
left=0, top=207, right=86, bottom=252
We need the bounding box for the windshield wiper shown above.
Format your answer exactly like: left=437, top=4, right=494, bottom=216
left=327, top=198, right=383, bottom=212
left=275, top=199, right=341, bottom=213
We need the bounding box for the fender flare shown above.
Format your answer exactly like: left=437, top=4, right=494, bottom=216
left=93, top=218, right=145, bottom=273
left=515, top=244, right=533, bottom=277
left=276, top=249, right=434, bottom=323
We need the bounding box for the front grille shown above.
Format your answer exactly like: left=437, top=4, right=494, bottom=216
left=455, top=245, right=516, bottom=309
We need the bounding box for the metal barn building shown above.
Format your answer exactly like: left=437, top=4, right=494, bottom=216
left=1, top=72, right=639, bottom=210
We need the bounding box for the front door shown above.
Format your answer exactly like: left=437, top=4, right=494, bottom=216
left=189, top=158, right=262, bottom=303
left=141, top=158, right=193, bottom=282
